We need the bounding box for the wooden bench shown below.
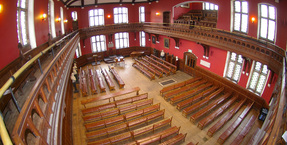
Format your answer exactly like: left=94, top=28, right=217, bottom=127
left=108, top=66, right=125, bottom=88
left=182, top=88, right=225, bottom=117
left=95, top=69, right=106, bottom=93
left=83, top=98, right=153, bottom=122
left=170, top=83, right=213, bottom=105
left=142, top=57, right=170, bottom=76
left=135, top=59, right=163, bottom=78
left=79, top=69, right=88, bottom=96
left=82, top=93, right=148, bottom=115
left=190, top=92, right=233, bottom=122
left=88, top=69, right=97, bottom=94
left=160, top=77, right=202, bottom=95
left=81, top=87, right=140, bottom=106
left=86, top=110, right=166, bottom=140
left=217, top=102, right=254, bottom=144
left=151, top=54, right=177, bottom=74
left=246, top=128, right=260, bottom=145
left=159, top=133, right=187, bottom=145
left=164, top=79, right=207, bottom=100
left=88, top=131, right=132, bottom=145
left=197, top=95, right=239, bottom=129
left=230, top=115, right=256, bottom=145
left=132, top=63, right=155, bottom=80
left=207, top=98, right=246, bottom=137
left=127, top=126, right=181, bottom=145
left=177, top=86, right=218, bottom=110
left=146, top=56, right=171, bottom=74
left=100, top=67, right=115, bottom=91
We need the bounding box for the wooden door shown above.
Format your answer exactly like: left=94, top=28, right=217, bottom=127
left=163, top=11, right=170, bottom=26
left=72, top=20, right=79, bottom=30
left=183, top=52, right=197, bottom=75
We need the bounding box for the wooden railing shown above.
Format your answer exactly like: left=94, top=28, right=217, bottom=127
left=11, top=33, right=79, bottom=145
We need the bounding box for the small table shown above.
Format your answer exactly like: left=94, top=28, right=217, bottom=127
left=130, top=51, right=144, bottom=59
left=114, top=56, right=125, bottom=66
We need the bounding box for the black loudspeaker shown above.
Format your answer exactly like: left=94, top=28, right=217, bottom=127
left=258, top=108, right=268, bottom=121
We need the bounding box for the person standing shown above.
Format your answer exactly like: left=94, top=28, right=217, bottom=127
left=71, top=72, right=79, bottom=93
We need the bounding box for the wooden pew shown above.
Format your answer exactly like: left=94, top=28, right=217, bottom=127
left=159, top=133, right=187, bottom=145
left=79, top=69, right=88, bottom=96
left=88, top=68, right=97, bottom=94
left=132, top=63, right=155, bottom=80
left=207, top=98, right=246, bottom=137
left=142, top=57, right=169, bottom=76
left=177, top=86, right=218, bottom=110
left=197, top=95, right=239, bottom=129
left=95, top=69, right=106, bottom=93
left=83, top=98, right=153, bottom=122
left=151, top=54, right=177, bottom=74
left=170, top=83, right=213, bottom=105
left=230, top=115, right=256, bottom=145
left=135, top=59, right=163, bottom=78
left=84, top=104, right=160, bottom=131
left=82, top=93, right=148, bottom=115
left=217, top=102, right=254, bottom=144
left=182, top=87, right=224, bottom=117
left=100, top=67, right=115, bottom=91
left=108, top=66, right=125, bottom=88
left=190, top=92, right=234, bottom=122
left=127, top=126, right=181, bottom=145
left=160, top=77, right=202, bottom=95
left=146, top=56, right=171, bottom=74
left=128, top=109, right=165, bottom=128
left=164, top=79, right=207, bottom=100
left=246, top=128, right=260, bottom=145
left=87, top=117, right=173, bottom=144
left=81, top=87, right=140, bottom=106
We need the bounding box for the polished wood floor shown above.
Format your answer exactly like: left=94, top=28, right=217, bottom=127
left=72, top=57, right=261, bottom=145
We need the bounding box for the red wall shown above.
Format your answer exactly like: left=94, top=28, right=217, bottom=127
left=0, top=0, right=19, bottom=69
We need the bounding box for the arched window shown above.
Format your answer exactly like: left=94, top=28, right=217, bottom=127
left=224, top=52, right=243, bottom=83
left=89, top=9, right=104, bottom=27
left=259, top=4, right=276, bottom=42
left=247, top=61, right=269, bottom=95
left=232, top=0, right=248, bottom=33
left=114, top=7, right=128, bottom=24
left=203, top=2, right=218, bottom=10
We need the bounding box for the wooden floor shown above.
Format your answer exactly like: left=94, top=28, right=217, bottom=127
left=72, top=57, right=261, bottom=145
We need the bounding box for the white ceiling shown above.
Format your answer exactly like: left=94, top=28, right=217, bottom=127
left=62, top=0, right=158, bottom=8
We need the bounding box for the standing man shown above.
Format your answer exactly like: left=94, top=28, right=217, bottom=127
left=71, top=72, right=79, bottom=93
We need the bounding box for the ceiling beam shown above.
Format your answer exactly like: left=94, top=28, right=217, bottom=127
left=64, top=0, right=73, bottom=5
left=81, top=0, right=84, bottom=7
left=132, top=0, right=135, bottom=4
left=95, top=0, right=98, bottom=5
left=67, top=0, right=78, bottom=7
left=120, top=0, right=123, bottom=4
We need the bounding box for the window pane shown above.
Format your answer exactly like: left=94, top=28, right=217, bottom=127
left=227, top=62, right=235, bottom=78
left=268, top=20, right=275, bottom=41
left=255, top=62, right=262, bottom=71
left=115, top=40, right=119, bottom=49
left=234, top=13, right=241, bottom=31
left=233, top=64, right=241, bottom=81
left=242, top=2, right=248, bottom=13
left=241, top=14, right=248, bottom=33
left=210, top=4, right=214, bottom=10
left=237, top=55, right=243, bottom=63
left=205, top=3, right=210, bottom=10
left=20, top=0, right=26, bottom=8
left=256, top=75, right=266, bottom=93
left=269, top=6, right=275, bottom=20
left=231, top=52, right=236, bottom=61
left=235, top=1, right=241, bottom=12
left=261, top=5, right=268, bottom=18
left=250, top=72, right=259, bottom=89
left=262, top=65, right=268, bottom=74
left=260, top=18, right=268, bottom=38
left=215, top=5, right=218, bottom=10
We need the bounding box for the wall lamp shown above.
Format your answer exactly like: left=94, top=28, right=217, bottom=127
left=56, top=18, right=61, bottom=22
left=0, top=4, right=3, bottom=13
left=64, top=19, right=68, bottom=23
left=107, top=14, right=111, bottom=18
left=251, top=17, right=256, bottom=23
left=156, top=12, right=160, bottom=16
left=42, top=13, right=47, bottom=21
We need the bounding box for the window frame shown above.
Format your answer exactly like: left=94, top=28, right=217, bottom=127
left=89, top=9, right=105, bottom=27
left=90, top=35, right=107, bottom=53
left=247, top=61, right=269, bottom=96
left=140, top=31, right=146, bottom=47
left=139, top=6, right=145, bottom=23
left=114, top=7, right=128, bottom=24
left=17, top=0, right=29, bottom=46
left=258, top=3, right=277, bottom=43
left=115, top=32, right=129, bottom=49
left=232, top=0, right=249, bottom=33
left=203, top=2, right=218, bottom=10
left=224, top=52, right=244, bottom=83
